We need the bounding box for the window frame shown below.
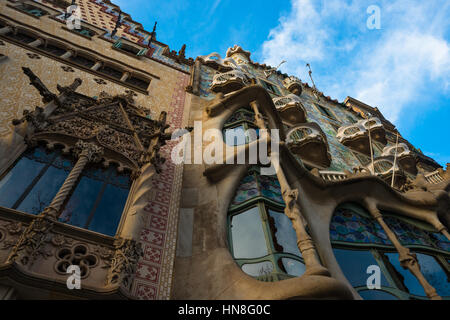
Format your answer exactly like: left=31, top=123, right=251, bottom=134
left=227, top=169, right=306, bottom=281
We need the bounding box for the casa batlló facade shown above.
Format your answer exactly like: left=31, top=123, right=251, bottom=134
left=0, top=0, right=448, bottom=300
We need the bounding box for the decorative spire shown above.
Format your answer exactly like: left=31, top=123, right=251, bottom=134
left=306, top=63, right=320, bottom=100
left=111, top=10, right=123, bottom=38
left=147, top=21, right=157, bottom=48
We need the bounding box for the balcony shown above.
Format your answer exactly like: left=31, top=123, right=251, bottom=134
left=210, top=70, right=250, bottom=94
left=367, top=157, right=406, bottom=188
left=382, top=143, right=417, bottom=174
left=272, top=94, right=307, bottom=125
left=319, top=171, right=347, bottom=181
left=336, top=117, right=386, bottom=154
left=286, top=123, right=331, bottom=168
left=283, top=76, right=302, bottom=96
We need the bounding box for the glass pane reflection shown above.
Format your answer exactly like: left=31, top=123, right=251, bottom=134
left=17, top=166, right=69, bottom=215
left=0, top=157, right=45, bottom=208
left=279, top=258, right=305, bottom=277
left=334, top=248, right=389, bottom=287
left=385, top=252, right=426, bottom=297
left=268, top=209, right=301, bottom=257
left=416, top=253, right=450, bottom=297
left=231, top=207, right=268, bottom=259
left=242, top=261, right=274, bottom=277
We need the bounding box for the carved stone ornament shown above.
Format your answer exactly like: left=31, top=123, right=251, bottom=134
left=6, top=216, right=54, bottom=266
left=12, top=68, right=172, bottom=172
left=104, top=238, right=143, bottom=290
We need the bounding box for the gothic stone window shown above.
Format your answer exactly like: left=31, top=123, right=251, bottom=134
left=330, top=203, right=450, bottom=300
left=99, top=64, right=123, bottom=80
left=69, top=53, right=95, bottom=69
left=125, top=76, right=150, bottom=90
left=228, top=167, right=306, bottom=281
left=6, top=30, right=36, bottom=44
left=0, top=144, right=131, bottom=236
left=37, top=42, right=67, bottom=57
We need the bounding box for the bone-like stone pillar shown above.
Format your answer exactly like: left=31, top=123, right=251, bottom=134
left=250, top=99, right=329, bottom=276
left=366, top=201, right=441, bottom=300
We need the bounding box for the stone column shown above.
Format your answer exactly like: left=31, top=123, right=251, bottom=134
left=366, top=201, right=441, bottom=300
left=91, top=61, right=103, bottom=71
left=0, top=26, right=12, bottom=35
left=120, top=71, right=130, bottom=82
left=28, top=38, right=44, bottom=48
left=60, top=49, right=74, bottom=59
left=44, top=141, right=103, bottom=219
left=250, top=100, right=329, bottom=276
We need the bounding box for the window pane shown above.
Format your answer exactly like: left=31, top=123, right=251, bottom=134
left=17, top=166, right=69, bottom=215
left=279, top=258, right=305, bottom=277
left=359, top=290, right=398, bottom=300
left=241, top=261, right=274, bottom=277
left=88, top=184, right=129, bottom=236
left=384, top=252, right=426, bottom=296
left=59, top=176, right=104, bottom=228
left=0, top=157, right=45, bottom=208
left=230, top=207, right=268, bottom=259
left=334, top=248, right=389, bottom=287
left=416, top=253, right=450, bottom=297
left=268, top=209, right=301, bottom=256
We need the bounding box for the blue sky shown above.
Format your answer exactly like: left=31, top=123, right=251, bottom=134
left=114, top=0, right=449, bottom=167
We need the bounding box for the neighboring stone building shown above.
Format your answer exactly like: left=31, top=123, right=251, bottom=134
left=0, top=0, right=448, bottom=300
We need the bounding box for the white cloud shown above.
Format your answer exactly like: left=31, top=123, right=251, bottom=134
left=260, top=0, right=450, bottom=123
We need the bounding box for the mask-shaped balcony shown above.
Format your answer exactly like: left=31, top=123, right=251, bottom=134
left=382, top=143, right=417, bottom=174
left=336, top=117, right=386, bottom=154
left=367, top=157, right=406, bottom=189
left=210, top=70, right=250, bottom=94
left=286, top=123, right=331, bottom=168
left=283, top=76, right=302, bottom=96
left=272, top=94, right=307, bottom=125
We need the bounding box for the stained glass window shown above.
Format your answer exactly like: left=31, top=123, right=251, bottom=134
left=228, top=168, right=304, bottom=281
left=330, top=207, right=391, bottom=245
left=230, top=169, right=284, bottom=209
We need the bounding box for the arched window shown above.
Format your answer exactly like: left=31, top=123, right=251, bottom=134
left=330, top=203, right=450, bottom=300
left=0, top=144, right=131, bottom=236
left=223, top=107, right=258, bottom=146
left=227, top=167, right=305, bottom=281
